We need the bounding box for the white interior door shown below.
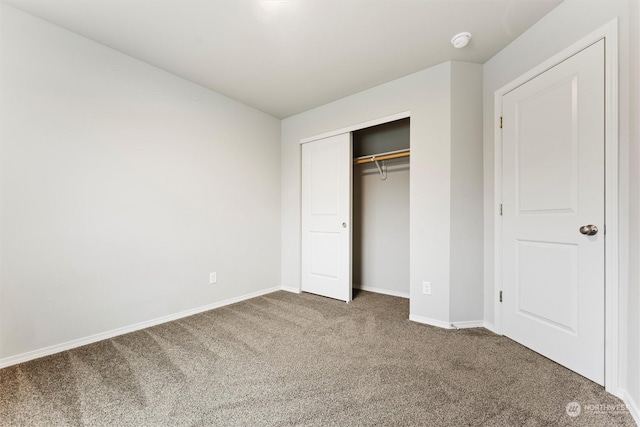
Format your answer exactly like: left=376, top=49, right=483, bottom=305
left=502, top=40, right=605, bottom=384
left=301, top=133, right=352, bottom=302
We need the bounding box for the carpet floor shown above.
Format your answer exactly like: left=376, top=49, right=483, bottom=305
left=0, top=290, right=635, bottom=426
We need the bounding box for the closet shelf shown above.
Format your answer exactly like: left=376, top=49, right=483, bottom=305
left=353, top=149, right=410, bottom=165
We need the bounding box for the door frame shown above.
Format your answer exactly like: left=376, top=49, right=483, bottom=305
left=493, top=20, right=619, bottom=393
left=299, top=111, right=411, bottom=144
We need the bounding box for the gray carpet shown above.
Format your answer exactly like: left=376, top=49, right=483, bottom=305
left=0, top=290, right=634, bottom=426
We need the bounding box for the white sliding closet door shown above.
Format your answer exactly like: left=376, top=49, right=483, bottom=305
left=301, top=133, right=352, bottom=302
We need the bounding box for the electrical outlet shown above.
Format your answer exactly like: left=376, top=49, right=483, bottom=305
left=422, top=281, right=431, bottom=295
left=210, top=272, right=217, bottom=284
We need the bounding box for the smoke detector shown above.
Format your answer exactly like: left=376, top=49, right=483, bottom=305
left=451, top=32, right=472, bottom=49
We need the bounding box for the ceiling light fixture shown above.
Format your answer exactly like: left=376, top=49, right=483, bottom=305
left=451, top=32, right=472, bottom=49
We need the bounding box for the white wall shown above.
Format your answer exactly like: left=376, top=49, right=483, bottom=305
left=353, top=159, right=410, bottom=298
left=0, top=4, right=281, bottom=362
left=482, top=0, right=639, bottom=418
left=281, top=63, right=454, bottom=323
left=282, top=62, right=484, bottom=326
left=449, top=62, right=484, bottom=323
left=482, top=0, right=630, bottom=327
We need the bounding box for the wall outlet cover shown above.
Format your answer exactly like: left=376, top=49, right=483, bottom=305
left=422, top=281, right=431, bottom=295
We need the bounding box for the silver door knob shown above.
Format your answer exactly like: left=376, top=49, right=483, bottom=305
left=579, top=225, right=598, bottom=236
left=342, top=222, right=347, bottom=228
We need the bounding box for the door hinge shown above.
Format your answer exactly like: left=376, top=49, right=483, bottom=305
left=499, top=291, right=503, bottom=303
left=499, top=204, right=503, bottom=216
left=499, top=116, right=503, bottom=129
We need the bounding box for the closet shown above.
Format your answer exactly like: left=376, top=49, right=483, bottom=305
left=300, top=117, right=410, bottom=302
left=352, top=118, right=410, bottom=298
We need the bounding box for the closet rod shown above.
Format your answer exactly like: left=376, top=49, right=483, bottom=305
left=353, top=149, right=410, bottom=165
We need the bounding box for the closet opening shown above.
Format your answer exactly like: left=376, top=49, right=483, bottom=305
left=352, top=118, right=410, bottom=299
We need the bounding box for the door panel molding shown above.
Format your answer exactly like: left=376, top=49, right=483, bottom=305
left=493, top=19, right=619, bottom=393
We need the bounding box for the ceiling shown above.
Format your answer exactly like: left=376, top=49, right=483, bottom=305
left=2, top=0, right=563, bottom=118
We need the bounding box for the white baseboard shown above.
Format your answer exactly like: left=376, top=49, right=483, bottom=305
left=409, top=314, right=454, bottom=329
left=353, top=284, right=409, bottom=299
left=280, top=285, right=301, bottom=294
left=0, top=286, right=282, bottom=369
left=410, top=315, right=485, bottom=330
left=620, top=389, right=640, bottom=426
left=450, top=320, right=484, bottom=329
